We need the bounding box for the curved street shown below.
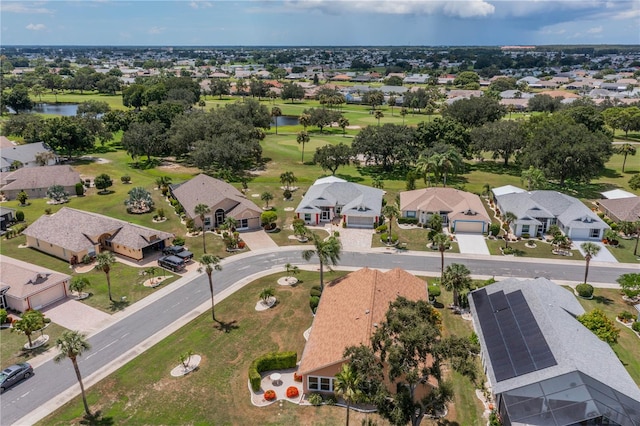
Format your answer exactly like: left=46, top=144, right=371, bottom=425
left=2, top=247, right=637, bottom=425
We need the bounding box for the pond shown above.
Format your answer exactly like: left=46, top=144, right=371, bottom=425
left=32, top=103, right=79, bottom=116
left=271, top=115, right=299, bottom=127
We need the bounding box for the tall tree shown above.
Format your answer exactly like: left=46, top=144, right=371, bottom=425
left=279, top=171, right=297, bottom=191
left=298, top=113, right=311, bottom=131
left=197, top=254, right=222, bottom=322
left=432, top=232, right=451, bottom=281
left=280, top=81, right=305, bottom=103
left=470, top=120, right=526, bottom=166
left=313, top=143, right=352, bottom=175
left=5, top=84, right=34, bottom=113
left=520, top=166, right=546, bottom=191
left=96, top=251, right=116, bottom=302
left=580, top=242, right=601, bottom=284
left=382, top=203, right=400, bottom=245
left=54, top=331, right=92, bottom=417
left=503, top=211, right=518, bottom=248
left=442, top=263, right=472, bottom=308
left=296, top=130, right=310, bottom=163
left=302, top=234, right=341, bottom=291
left=121, top=120, right=167, bottom=163
left=443, top=96, right=506, bottom=128
left=614, top=143, right=637, bottom=173
left=338, top=116, right=350, bottom=136
left=194, top=204, right=211, bottom=253
left=271, top=106, right=282, bottom=135
left=374, top=110, right=384, bottom=126
left=42, top=116, right=93, bottom=160
left=333, top=363, right=363, bottom=426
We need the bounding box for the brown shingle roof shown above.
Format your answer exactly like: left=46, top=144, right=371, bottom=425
left=599, top=197, right=640, bottom=222
left=171, top=174, right=261, bottom=219
left=400, top=188, right=491, bottom=224
left=1, top=165, right=80, bottom=190
left=298, top=268, right=427, bottom=375
left=23, top=207, right=173, bottom=252
left=0, top=255, right=70, bottom=299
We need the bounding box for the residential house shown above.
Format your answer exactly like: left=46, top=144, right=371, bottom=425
left=0, top=206, right=16, bottom=232
left=469, top=278, right=640, bottom=426
left=0, top=141, right=59, bottom=172
left=295, top=176, right=383, bottom=228
left=170, top=174, right=262, bottom=231
left=493, top=186, right=609, bottom=239
left=23, top=207, right=174, bottom=262
left=0, top=255, right=71, bottom=312
left=0, top=165, right=81, bottom=200
left=298, top=268, right=434, bottom=396
left=400, top=188, right=491, bottom=234
left=597, top=196, right=640, bottom=224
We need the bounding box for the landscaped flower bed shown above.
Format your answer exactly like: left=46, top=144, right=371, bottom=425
left=286, top=386, right=299, bottom=398
left=293, top=372, right=302, bottom=382
left=264, top=389, right=276, bottom=401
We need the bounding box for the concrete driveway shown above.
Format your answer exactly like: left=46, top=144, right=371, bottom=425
left=574, top=241, right=618, bottom=263
left=240, top=229, right=279, bottom=251
left=455, top=233, right=490, bottom=255
left=42, top=298, right=112, bottom=334
left=333, top=226, right=374, bottom=250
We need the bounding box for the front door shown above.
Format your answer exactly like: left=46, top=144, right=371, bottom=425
left=321, top=208, right=331, bottom=221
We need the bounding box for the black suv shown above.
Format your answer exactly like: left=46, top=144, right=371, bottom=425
left=162, top=245, right=194, bottom=262
left=158, top=255, right=186, bottom=272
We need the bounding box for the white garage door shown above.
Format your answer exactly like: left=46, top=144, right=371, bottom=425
left=28, top=284, right=66, bottom=310
left=347, top=216, right=374, bottom=228
left=453, top=221, right=484, bottom=233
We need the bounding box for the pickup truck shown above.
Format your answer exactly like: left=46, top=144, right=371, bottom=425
left=162, top=245, right=194, bottom=262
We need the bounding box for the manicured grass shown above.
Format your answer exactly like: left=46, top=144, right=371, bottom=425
left=571, top=287, right=640, bottom=386
left=605, top=239, right=639, bottom=263
left=486, top=238, right=583, bottom=260
left=1, top=322, right=68, bottom=367
left=371, top=225, right=461, bottom=253
left=39, top=271, right=485, bottom=425
left=33, top=91, right=128, bottom=111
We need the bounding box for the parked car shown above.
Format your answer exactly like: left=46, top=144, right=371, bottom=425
left=162, top=245, right=194, bottom=261
left=1, top=363, right=33, bottom=393
left=158, top=255, right=186, bottom=272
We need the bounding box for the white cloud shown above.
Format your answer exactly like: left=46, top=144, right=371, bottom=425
left=189, top=1, right=213, bottom=9
left=283, top=0, right=495, bottom=18
left=586, top=25, right=602, bottom=34
left=1, top=3, right=53, bottom=14
left=26, top=23, right=46, bottom=31
left=148, top=26, right=166, bottom=34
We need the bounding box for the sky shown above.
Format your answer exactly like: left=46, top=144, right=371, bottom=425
left=1, top=0, right=639, bottom=46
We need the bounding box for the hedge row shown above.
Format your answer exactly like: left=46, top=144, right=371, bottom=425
left=248, top=351, right=297, bottom=392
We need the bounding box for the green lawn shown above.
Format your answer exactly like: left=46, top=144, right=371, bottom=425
left=1, top=323, right=68, bottom=367
left=39, top=271, right=485, bottom=425
left=486, top=238, right=583, bottom=260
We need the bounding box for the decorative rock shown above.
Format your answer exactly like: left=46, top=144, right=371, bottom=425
left=170, top=355, right=202, bottom=377
left=277, top=277, right=298, bottom=286
left=24, top=335, right=49, bottom=350
left=255, top=296, right=276, bottom=311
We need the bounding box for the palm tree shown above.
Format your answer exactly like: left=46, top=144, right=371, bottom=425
left=13, top=310, right=45, bottom=348
left=55, top=331, right=92, bottom=416
left=222, top=216, right=238, bottom=232
left=338, top=116, right=349, bottom=136
left=442, top=263, right=472, bottom=308
left=615, top=143, right=637, bottom=173
left=271, top=106, right=282, bottom=135
left=388, top=96, right=396, bottom=116
left=503, top=211, right=518, bottom=248
left=432, top=233, right=451, bottom=281
left=374, top=110, right=384, bottom=126
left=432, top=149, right=463, bottom=187
left=415, top=154, right=436, bottom=187
left=298, top=113, right=311, bottom=131
left=261, top=191, right=274, bottom=209
left=69, top=276, right=91, bottom=297
left=580, top=242, right=601, bottom=284
left=382, top=203, right=400, bottom=245
left=198, top=254, right=222, bottom=322
left=634, top=220, right=640, bottom=256
left=400, top=107, right=408, bottom=124
left=333, top=363, right=362, bottom=426
left=194, top=203, right=210, bottom=253
left=284, top=262, right=300, bottom=278
left=279, top=171, right=297, bottom=191
left=296, top=131, right=310, bottom=163
left=95, top=251, right=116, bottom=302
left=155, top=176, right=172, bottom=192
left=302, top=234, right=341, bottom=291
left=520, top=166, right=546, bottom=191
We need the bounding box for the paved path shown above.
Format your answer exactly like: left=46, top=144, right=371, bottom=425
left=455, top=233, right=490, bottom=255
left=574, top=240, right=619, bottom=263
left=3, top=248, right=637, bottom=425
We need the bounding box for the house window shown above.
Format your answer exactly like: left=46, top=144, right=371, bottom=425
left=406, top=211, right=416, bottom=218
left=521, top=225, right=530, bottom=234
left=204, top=217, right=211, bottom=227
left=320, top=377, right=332, bottom=391
left=590, top=228, right=600, bottom=238
left=336, top=206, right=342, bottom=215
left=304, top=214, right=311, bottom=221
left=308, top=377, right=319, bottom=390
left=239, top=219, right=248, bottom=229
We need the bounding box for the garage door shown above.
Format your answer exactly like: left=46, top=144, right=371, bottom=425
left=28, top=284, right=66, bottom=310
left=453, top=221, right=484, bottom=233
left=347, top=216, right=374, bottom=228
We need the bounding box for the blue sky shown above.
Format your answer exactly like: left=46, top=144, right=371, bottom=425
left=1, top=1, right=639, bottom=46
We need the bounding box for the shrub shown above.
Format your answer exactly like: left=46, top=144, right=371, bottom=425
left=173, top=236, right=185, bottom=246
left=121, top=175, right=131, bottom=184
left=380, top=233, right=398, bottom=244
left=15, top=210, right=24, bottom=222
left=264, top=390, right=276, bottom=401
left=286, top=386, right=299, bottom=398
left=398, top=217, right=418, bottom=225
left=489, top=223, right=500, bottom=237
left=610, top=222, right=618, bottom=231
left=428, top=285, right=441, bottom=299
left=633, top=321, right=640, bottom=333
left=283, top=189, right=292, bottom=200
left=75, top=182, right=84, bottom=196
left=577, top=308, right=620, bottom=345
left=309, top=296, right=320, bottom=312
left=170, top=199, right=179, bottom=207
left=294, top=372, right=302, bottom=382
left=576, top=283, right=594, bottom=298
left=618, top=311, right=633, bottom=322
left=597, top=212, right=605, bottom=218
left=261, top=211, right=278, bottom=228
left=502, top=247, right=515, bottom=255
left=157, top=208, right=165, bottom=219
left=175, top=205, right=184, bottom=215
left=310, top=288, right=322, bottom=298
left=308, top=393, right=323, bottom=406
left=324, top=395, right=337, bottom=405
left=248, top=351, right=297, bottom=392
left=44, top=208, right=52, bottom=215
left=521, top=233, right=530, bottom=239
left=375, top=224, right=388, bottom=233
left=0, top=308, right=7, bottom=324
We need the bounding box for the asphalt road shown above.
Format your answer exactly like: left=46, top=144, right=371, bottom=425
left=1, top=249, right=636, bottom=425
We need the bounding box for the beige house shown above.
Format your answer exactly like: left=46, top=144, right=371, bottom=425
left=597, top=196, right=640, bottom=223
left=170, top=174, right=262, bottom=230
left=400, top=187, right=491, bottom=233
left=23, top=207, right=174, bottom=262
left=0, top=256, right=70, bottom=312
left=0, top=165, right=80, bottom=200
left=298, top=268, right=433, bottom=396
